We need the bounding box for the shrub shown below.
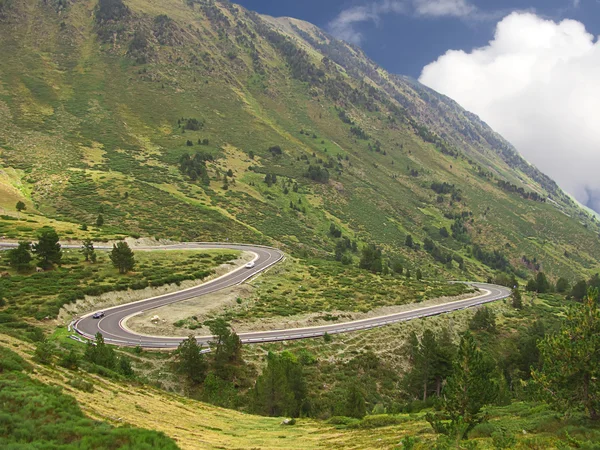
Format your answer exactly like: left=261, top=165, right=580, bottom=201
left=491, top=429, right=517, bottom=449
left=69, top=377, right=95, bottom=392
left=470, top=422, right=496, bottom=438
left=327, top=416, right=360, bottom=428
left=0, top=346, right=32, bottom=373
left=353, top=414, right=406, bottom=429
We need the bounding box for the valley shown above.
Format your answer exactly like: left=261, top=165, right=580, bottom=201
left=1, top=0, right=600, bottom=448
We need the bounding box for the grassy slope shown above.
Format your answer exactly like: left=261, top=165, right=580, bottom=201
left=5, top=292, right=599, bottom=450
left=0, top=0, right=597, bottom=284
left=0, top=333, right=421, bottom=450
left=0, top=247, right=238, bottom=319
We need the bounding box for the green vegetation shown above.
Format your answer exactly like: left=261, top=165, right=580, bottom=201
left=0, top=345, right=178, bottom=449
left=0, top=0, right=600, bottom=446
left=0, top=0, right=597, bottom=286
left=0, top=246, right=239, bottom=319
left=253, top=351, right=309, bottom=418
left=7, top=241, right=32, bottom=272
left=32, top=227, right=62, bottom=269
left=175, top=335, right=208, bottom=385
left=533, top=288, right=600, bottom=420
left=200, top=258, right=471, bottom=324
left=109, top=241, right=135, bottom=274
left=426, top=332, right=499, bottom=439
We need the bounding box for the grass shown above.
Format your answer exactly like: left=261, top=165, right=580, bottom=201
left=205, top=256, right=471, bottom=322
left=0, top=0, right=597, bottom=288
left=0, top=2, right=599, bottom=446
left=0, top=248, right=240, bottom=320
left=0, top=344, right=179, bottom=449
left=4, top=330, right=599, bottom=450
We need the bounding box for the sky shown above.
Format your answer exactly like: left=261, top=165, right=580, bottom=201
left=235, top=0, right=600, bottom=213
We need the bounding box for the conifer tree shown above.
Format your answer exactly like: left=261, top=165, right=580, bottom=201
left=533, top=288, right=600, bottom=420
left=344, top=384, right=366, bottom=418
left=110, top=241, right=135, bottom=274
left=80, top=239, right=96, bottom=262
left=427, top=332, right=498, bottom=438
left=176, top=335, right=207, bottom=385
left=32, top=228, right=62, bottom=268
left=208, top=319, right=243, bottom=382
left=8, top=241, right=32, bottom=272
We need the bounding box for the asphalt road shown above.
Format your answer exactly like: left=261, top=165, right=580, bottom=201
left=0, top=241, right=511, bottom=348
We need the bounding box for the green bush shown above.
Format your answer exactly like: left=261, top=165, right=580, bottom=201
left=352, top=414, right=407, bottom=429
left=0, top=346, right=32, bottom=373
left=68, top=377, right=95, bottom=393
left=0, top=372, right=178, bottom=448
left=470, top=421, right=496, bottom=438
left=327, top=416, right=361, bottom=428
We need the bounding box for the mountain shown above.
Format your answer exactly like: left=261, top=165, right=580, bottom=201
left=0, top=0, right=599, bottom=282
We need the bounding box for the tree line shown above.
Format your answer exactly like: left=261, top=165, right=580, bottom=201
left=6, top=229, right=135, bottom=274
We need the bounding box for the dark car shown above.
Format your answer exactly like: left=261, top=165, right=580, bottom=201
left=92, top=311, right=105, bottom=319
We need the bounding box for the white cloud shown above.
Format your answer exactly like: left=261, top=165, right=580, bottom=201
left=413, top=0, right=476, bottom=17
left=329, top=0, right=479, bottom=44
left=329, top=1, right=406, bottom=44
left=419, top=12, right=600, bottom=212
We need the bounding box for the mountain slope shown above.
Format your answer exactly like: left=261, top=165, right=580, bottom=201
left=0, top=0, right=598, bottom=282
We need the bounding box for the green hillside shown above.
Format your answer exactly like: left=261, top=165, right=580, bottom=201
left=0, top=0, right=598, bottom=284
left=2, top=1, right=600, bottom=449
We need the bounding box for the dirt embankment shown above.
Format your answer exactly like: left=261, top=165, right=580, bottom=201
left=57, top=251, right=254, bottom=324
left=126, top=284, right=254, bottom=337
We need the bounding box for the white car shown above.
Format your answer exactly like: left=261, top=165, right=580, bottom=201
left=245, top=261, right=256, bottom=269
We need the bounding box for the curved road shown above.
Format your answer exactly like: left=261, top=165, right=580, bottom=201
left=0, top=241, right=511, bottom=348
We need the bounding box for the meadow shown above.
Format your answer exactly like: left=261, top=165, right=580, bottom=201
left=0, top=248, right=239, bottom=319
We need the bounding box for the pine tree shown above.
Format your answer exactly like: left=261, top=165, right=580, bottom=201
left=359, top=244, right=383, bottom=273
left=85, top=332, right=116, bottom=369
left=533, top=288, right=600, bottom=420
left=254, top=352, right=308, bottom=417
left=109, top=241, right=135, bottom=274
left=571, top=280, right=588, bottom=301
left=535, top=272, right=551, bottom=293
left=555, top=277, right=570, bottom=293
left=32, top=228, right=62, bottom=268
left=344, top=384, right=366, bottom=418
left=176, top=335, right=207, bottom=385
left=8, top=241, right=32, bottom=272
left=208, top=319, right=243, bottom=382
left=96, top=214, right=104, bottom=227
left=427, top=332, right=498, bottom=438
left=403, top=329, right=455, bottom=401
left=511, top=287, right=523, bottom=309
left=80, top=239, right=96, bottom=262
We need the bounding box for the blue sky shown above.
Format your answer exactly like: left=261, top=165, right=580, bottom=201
left=235, top=0, right=598, bottom=78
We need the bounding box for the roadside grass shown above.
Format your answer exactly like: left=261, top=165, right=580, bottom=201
left=210, top=257, right=471, bottom=322
left=0, top=249, right=239, bottom=320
